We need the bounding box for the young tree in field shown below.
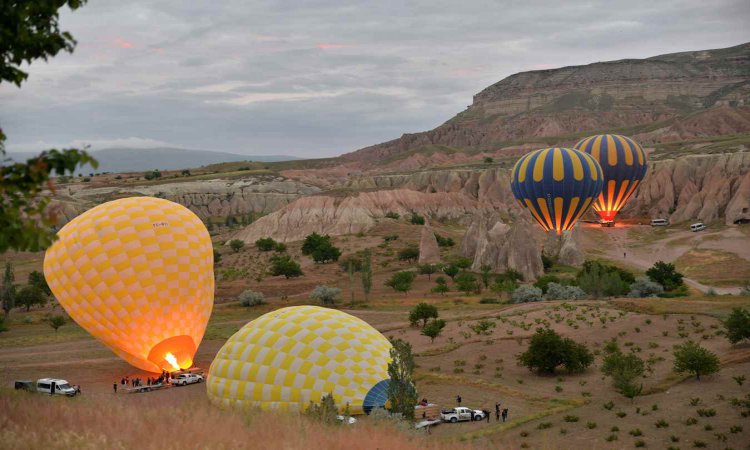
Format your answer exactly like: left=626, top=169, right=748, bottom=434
left=518, top=328, right=593, bottom=374
left=0, top=1, right=97, bottom=253
left=431, top=276, right=450, bottom=295
left=646, top=261, right=684, bottom=291
left=451, top=257, right=473, bottom=270
left=1, top=263, right=16, bottom=316
left=49, top=315, right=66, bottom=333
left=723, top=307, right=750, bottom=344
left=387, top=338, right=418, bottom=420
left=310, top=285, right=342, bottom=305
left=269, top=255, right=303, bottom=279
left=385, top=271, right=416, bottom=294
left=229, top=239, right=245, bottom=252
left=469, top=319, right=496, bottom=335
left=397, top=245, right=419, bottom=263
left=361, top=249, right=373, bottom=302
left=602, top=345, right=645, bottom=401
left=442, top=264, right=459, bottom=280
left=479, top=265, right=493, bottom=289
left=311, top=242, right=341, bottom=263
left=455, top=272, right=480, bottom=294
left=673, top=341, right=720, bottom=381
left=409, top=303, right=438, bottom=327
left=301, top=232, right=330, bottom=255
left=16, top=285, right=47, bottom=312
left=28, top=270, right=51, bottom=296
left=418, top=264, right=438, bottom=280
left=421, top=319, right=446, bottom=343
left=254, top=237, right=276, bottom=251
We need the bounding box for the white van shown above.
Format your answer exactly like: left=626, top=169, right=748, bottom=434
left=690, top=222, right=706, bottom=232
left=35, top=378, right=78, bottom=396
left=651, top=218, right=669, bottom=226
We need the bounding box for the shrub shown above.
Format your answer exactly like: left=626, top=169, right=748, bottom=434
left=397, top=245, right=419, bottom=262
left=339, top=255, right=364, bottom=272
left=431, top=277, right=450, bottom=295
left=576, top=261, right=631, bottom=297
left=634, top=439, right=645, bottom=447
left=269, top=255, right=303, bottom=278
left=545, top=282, right=586, bottom=300
left=586, top=422, right=597, bottom=429
left=311, top=242, right=342, bottom=263
left=383, top=234, right=399, bottom=242
left=534, top=274, right=560, bottom=293
left=442, top=264, right=460, bottom=280
left=469, top=320, right=495, bottom=336
left=479, top=297, right=501, bottom=304
left=408, top=303, right=438, bottom=327
left=273, top=242, right=287, bottom=252
left=518, top=328, right=593, bottom=374
left=410, top=214, right=425, bottom=225
left=417, top=264, right=439, bottom=280
left=563, top=415, right=579, bottom=422
left=512, top=285, right=543, bottom=303
left=384, top=211, right=400, bottom=219
left=628, top=277, right=664, bottom=298
left=646, top=261, right=684, bottom=291
left=655, top=419, right=669, bottom=428
left=455, top=272, right=481, bottom=294
left=723, top=307, right=750, bottom=344
left=229, top=239, right=245, bottom=252
left=49, top=315, right=66, bottom=332
left=301, top=232, right=331, bottom=255
left=629, top=429, right=643, bottom=436
left=434, top=234, right=455, bottom=247
left=603, top=401, right=615, bottom=410
left=673, top=341, right=720, bottom=381
left=310, top=285, right=342, bottom=305
left=696, top=408, right=716, bottom=417
left=385, top=271, right=416, bottom=294
left=602, top=350, right=645, bottom=400
left=143, top=169, right=161, bottom=180
left=239, top=290, right=265, bottom=307
left=254, top=237, right=276, bottom=251
left=421, top=319, right=446, bottom=343
left=304, top=393, right=338, bottom=425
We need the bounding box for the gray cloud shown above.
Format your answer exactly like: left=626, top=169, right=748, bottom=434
left=1, top=0, right=749, bottom=157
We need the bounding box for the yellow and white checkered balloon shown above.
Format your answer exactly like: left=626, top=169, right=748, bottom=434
left=43, top=197, right=214, bottom=373
left=207, top=306, right=392, bottom=414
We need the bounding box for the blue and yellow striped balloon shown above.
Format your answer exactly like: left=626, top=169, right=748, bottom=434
left=573, top=134, right=647, bottom=222
left=511, top=148, right=603, bottom=234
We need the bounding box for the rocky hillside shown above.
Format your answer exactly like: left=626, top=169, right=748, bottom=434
left=341, top=42, right=750, bottom=164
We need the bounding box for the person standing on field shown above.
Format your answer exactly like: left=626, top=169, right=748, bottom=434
left=456, top=395, right=462, bottom=406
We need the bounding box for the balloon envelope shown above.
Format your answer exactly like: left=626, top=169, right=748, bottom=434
left=511, top=147, right=603, bottom=234
left=207, top=306, right=391, bottom=414
left=574, top=134, right=648, bottom=221
left=44, top=197, right=214, bottom=373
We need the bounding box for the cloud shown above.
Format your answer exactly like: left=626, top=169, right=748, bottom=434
left=1, top=0, right=748, bottom=158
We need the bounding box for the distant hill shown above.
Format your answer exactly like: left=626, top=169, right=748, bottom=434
left=6, top=147, right=300, bottom=173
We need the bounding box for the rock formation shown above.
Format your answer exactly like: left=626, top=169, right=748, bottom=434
left=418, top=223, right=441, bottom=264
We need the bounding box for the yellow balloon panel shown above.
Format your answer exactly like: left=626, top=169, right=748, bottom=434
left=207, top=306, right=391, bottom=414
left=43, top=197, right=214, bottom=373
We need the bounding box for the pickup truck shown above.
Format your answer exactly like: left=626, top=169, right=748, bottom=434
left=440, top=407, right=485, bottom=423
left=170, top=373, right=204, bottom=386
left=15, top=378, right=79, bottom=397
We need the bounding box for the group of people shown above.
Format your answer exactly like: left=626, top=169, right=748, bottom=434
left=457, top=395, right=509, bottom=423
left=112, top=371, right=172, bottom=393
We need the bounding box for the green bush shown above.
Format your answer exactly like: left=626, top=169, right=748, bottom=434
left=397, top=245, right=419, bottom=262
left=301, top=232, right=331, bottom=255
left=239, top=290, right=265, bottom=307
left=385, top=271, right=416, bottom=294
left=534, top=274, right=560, bottom=294
left=434, top=234, right=455, bottom=247
left=455, top=272, right=481, bottom=294
left=410, top=214, right=425, bottom=225
left=512, top=285, right=543, bottom=303
left=518, top=328, right=593, bottom=374
left=269, top=254, right=303, bottom=278
left=311, top=242, right=342, bottom=263
left=646, top=261, right=684, bottom=291
left=673, top=341, right=720, bottom=381
left=628, top=277, right=664, bottom=297
left=310, top=285, right=341, bottom=305
left=723, top=308, right=750, bottom=344
left=229, top=239, right=245, bottom=252
left=409, top=303, right=438, bottom=327
left=255, top=237, right=276, bottom=251
left=384, top=211, right=400, bottom=219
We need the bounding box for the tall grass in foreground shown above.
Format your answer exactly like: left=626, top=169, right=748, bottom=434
left=0, top=390, right=462, bottom=450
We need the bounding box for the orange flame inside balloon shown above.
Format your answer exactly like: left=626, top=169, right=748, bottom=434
left=164, top=352, right=181, bottom=371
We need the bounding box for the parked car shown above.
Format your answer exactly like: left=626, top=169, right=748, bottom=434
left=440, top=407, right=485, bottom=423
left=690, top=222, right=707, bottom=232
left=650, top=218, right=669, bottom=226
left=170, top=373, right=204, bottom=386
left=16, top=378, right=79, bottom=396
left=599, top=220, right=615, bottom=227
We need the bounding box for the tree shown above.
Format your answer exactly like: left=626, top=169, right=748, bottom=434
left=49, top=314, right=66, bottom=333
left=310, top=285, right=341, bottom=305
left=646, top=261, right=684, bottom=291
left=385, top=271, right=415, bottom=294
left=387, top=338, right=418, bottom=420
left=304, top=392, right=339, bottom=425
left=339, top=255, right=363, bottom=272
left=602, top=346, right=645, bottom=400
left=455, top=272, right=480, bottom=294
left=397, top=245, right=419, bottom=263
left=451, top=257, right=473, bottom=270
left=443, top=264, right=459, bottom=280
left=431, top=276, right=450, bottom=295
left=518, top=328, right=593, bottom=374
left=361, top=249, right=372, bottom=302
left=16, top=285, right=47, bottom=312
left=673, top=341, right=720, bottom=381
left=254, top=237, right=276, bottom=251
left=301, top=232, right=330, bottom=255
left=410, top=214, right=425, bottom=225
left=434, top=234, right=455, bottom=247
left=483, top=156, right=493, bottom=164
left=311, top=242, right=341, bottom=263
left=418, top=264, right=438, bottom=280
left=273, top=242, right=287, bottom=252
left=239, top=290, right=265, bottom=307
left=628, top=277, right=664, bottom=298
left=409, top=303, right=438, bottom=327
left=269, top=255, right=303, bottom=279
left=491, top=277, right=519, bottom=298
left=469, top=319, right=496, bottom=335
left=28, top=270, right=51, bottom=296
left=421, top=319, right=446, bottom=343
left=723, top=308, right=750, bottom=344
left=479, top=264, right=492, bottom=289
left=511, top=285, right=543, bottom=303
left=534, top=274, right=560, bottom=294
left=229, top=239, right=245, bottom=252
left=181, top=169, right=191, bottom=176
left=143, top=169, right=161, bottom=180
left=576, top=261, right=630, bottom=297
left=1, top=262, right=16, bottom=316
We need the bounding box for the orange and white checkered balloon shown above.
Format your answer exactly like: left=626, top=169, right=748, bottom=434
left=43, top=197, right=214, bottom=373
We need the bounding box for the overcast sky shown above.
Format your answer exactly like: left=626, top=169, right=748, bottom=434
left=1, top=0, right=749, bottom=158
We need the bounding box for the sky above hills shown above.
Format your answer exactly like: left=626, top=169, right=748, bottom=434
left=1, top=0, right=749, bottom=158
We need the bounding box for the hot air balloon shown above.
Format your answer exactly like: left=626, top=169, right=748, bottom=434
left=43, top=197, right=214, bottom=373
left=573, top=134, right=648, bottom=222
left=207, top=306, right=391, bottom=414
left=511, top=147, right=603, bottom=234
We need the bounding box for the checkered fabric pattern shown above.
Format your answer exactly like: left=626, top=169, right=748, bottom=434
left=207, top=306, right=392, bottom=414
left=43, top=197, right=214, bottom=373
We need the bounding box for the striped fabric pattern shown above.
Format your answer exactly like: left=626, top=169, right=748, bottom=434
left=511, top=147, right=604, bottom=234
left=43, top=197, right=214, bottom=373
left=207, top=306, right=391, bottom=414
left=573, top=134, right=648, bottom=221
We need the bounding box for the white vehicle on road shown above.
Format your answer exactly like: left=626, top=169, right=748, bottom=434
left=440, top=407, right=485, bottom=423
left=32, top=378, right=78, bottom=396
left=170, top=373, right=204, bottom=386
